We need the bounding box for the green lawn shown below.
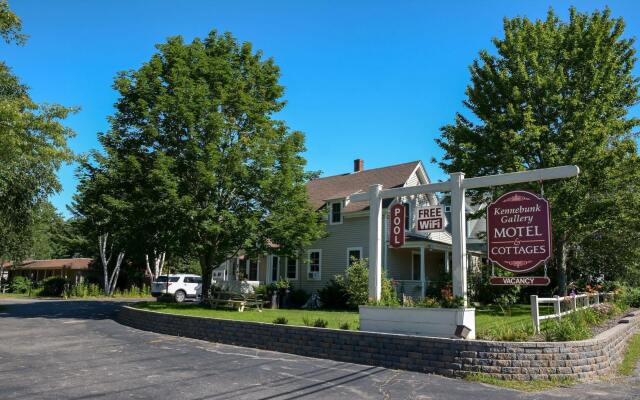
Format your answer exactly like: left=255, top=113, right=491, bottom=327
left=619, top=334, right=640, bottom=376
left=465, top=373, right=574, bottom=391
left=135, top=302, right=361, bottom=330
left=134, top=302, right=548, bottom=333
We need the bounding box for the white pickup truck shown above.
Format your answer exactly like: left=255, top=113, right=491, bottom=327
left=151, top=274, right=202, bottom=303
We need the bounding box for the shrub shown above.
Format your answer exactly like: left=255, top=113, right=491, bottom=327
left=592, top=303, right=616, bottom=319
left=40, top=276, right=68, bottom=297
left=439, top=284, right=465, bottom=308
left=302, top=316, right=312, bottom=326
left=288, top=289, right=310, bottom=308
left=318, top=278, right=349, bottom=309
left=477, top=323, right=532, bottom=341
left=339, top=322, right=350, bottom=330
left=321, top=258, right=399, bottom=310
left=335, top=258, right=369, bottom=308
left=255, top=284, right=268, bottom=298
left=275, top=278, right=290, bottom=290
left=312, top=318, right=328, bottom=328
left=273, top=317, right=288, bottom=325
left=543, top=311, right=592, bottom=341
left=10, top=276, right=32, bottom=294
left=468, top=266, right=522, bottom=305
left=418, top=297, right=441, bottom=308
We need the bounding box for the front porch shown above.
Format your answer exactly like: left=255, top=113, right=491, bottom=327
left=386, top=240, right=452, bottom=299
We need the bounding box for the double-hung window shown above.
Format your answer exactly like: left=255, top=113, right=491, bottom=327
left=246, top=259, right=258, bottom=281
left=286, top=257, right=298, bottom=280
left=307, top=250, right=321, bottom=280
left=330, top=202, right=342, bottom=224
left=346, top=247, right=362, bottom=267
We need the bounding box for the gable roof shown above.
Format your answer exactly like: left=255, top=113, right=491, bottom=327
left=306, top=161, right=421, bottom=213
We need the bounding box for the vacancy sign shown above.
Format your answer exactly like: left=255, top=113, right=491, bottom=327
left=415, top=205, right=446, bottom=233
left=389, top=204, right=405, bottom=248
left=487, top=190, right=552, bottom=274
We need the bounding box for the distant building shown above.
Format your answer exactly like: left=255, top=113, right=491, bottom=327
left=8, top=258, right=93, bottom=284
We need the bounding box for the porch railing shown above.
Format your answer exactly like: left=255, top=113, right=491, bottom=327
left=394, top=280, right=450, bottom=300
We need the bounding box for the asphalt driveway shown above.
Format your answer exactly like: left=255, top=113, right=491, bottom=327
left=1, top=298, right=639, bottom=400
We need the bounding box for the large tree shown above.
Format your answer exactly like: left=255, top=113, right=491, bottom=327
left=0, top=1, right=75, bottom=275
left=83, top=31, right=323, bottom=295
left=436, top=8, right=640, bottom=294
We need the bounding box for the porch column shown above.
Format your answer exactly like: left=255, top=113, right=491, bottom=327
left=368, top=184, right=383, bottom=301
left=420, top=246, right=426, bottom=298
left=445, top=250, right=450, bottom=274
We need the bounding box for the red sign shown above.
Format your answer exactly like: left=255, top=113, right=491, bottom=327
left=487, top=190, right=552, bottom=273
left=389, top=204, right=405, bottom=248
left=490, top=276, right=550, bottom=286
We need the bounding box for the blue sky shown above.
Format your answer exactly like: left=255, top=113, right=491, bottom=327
left=4, top=0, right=639, bottom=217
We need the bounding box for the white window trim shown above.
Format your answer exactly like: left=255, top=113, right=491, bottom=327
left=285, top=256, right=298, bottom=280
left=245, top=259, right=260, bottom=281
left=307, top=249, right=322, bottom=280
left=329, top=201, right=343, bottom=225
left=346, top=247, right=363, bottom=266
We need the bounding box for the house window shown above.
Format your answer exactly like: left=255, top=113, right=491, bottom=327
left=307, top=250, right=321, bottom=280
left=404, top=203, right=410, bottom=230
left=330, top=202, right=342, bottom=224
left=346, top=247, right=362, bottom=266
left=286, top=257, right=298, bottom=280
left=246, top=259, right=258, bottom=281
left=270, top=255, right=280, bottom=282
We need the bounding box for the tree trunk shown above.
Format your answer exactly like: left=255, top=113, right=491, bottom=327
left=108, top=252, right=125, bottom=296
left=0, top=257, right=5, bottom=293
left=98, top=234, right=112, bottom=294
left=200, top=251, right=216, bottom=299
left=145, top=251, right=166, bottom=283
left=557, top=235, right=568, bottom=296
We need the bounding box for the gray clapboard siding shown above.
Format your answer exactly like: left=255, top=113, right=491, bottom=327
left=296, top=215, right=370, bottom=293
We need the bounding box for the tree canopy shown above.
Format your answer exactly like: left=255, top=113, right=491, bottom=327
left=75, top=31, right=324, bottom=294
left=0, top=0, right=75, bottom=264
left=436, top=7, right=640, bottom=293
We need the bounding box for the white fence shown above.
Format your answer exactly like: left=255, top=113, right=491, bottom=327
left=530, top=292, right=615, bottom=333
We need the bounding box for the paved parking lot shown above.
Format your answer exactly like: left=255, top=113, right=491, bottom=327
left=1, top=298, right=639, bottom=399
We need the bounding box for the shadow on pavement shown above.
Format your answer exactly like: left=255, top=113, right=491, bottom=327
left=0, top=299, right=138, bottom=320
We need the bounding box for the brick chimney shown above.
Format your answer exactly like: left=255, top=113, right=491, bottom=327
left=353, top=159, right=364, bottom=173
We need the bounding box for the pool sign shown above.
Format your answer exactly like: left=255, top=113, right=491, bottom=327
left=414, top=205, right=446, bottom=233
left=487, top=190, right=552, bottom=274
left=389, top=203, right=405, bottom=248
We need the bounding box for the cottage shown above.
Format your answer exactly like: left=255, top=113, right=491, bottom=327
left=216, top=160, right=485, bottom=298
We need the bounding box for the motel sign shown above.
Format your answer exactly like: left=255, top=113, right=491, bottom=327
left=487, top=191, right=552, bottom=274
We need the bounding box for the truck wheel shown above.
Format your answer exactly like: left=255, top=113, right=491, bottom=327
left=174, top=290, right=186, bottom=303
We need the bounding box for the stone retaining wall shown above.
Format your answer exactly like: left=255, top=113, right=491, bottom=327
left=116, top=306, right=639, bottom=381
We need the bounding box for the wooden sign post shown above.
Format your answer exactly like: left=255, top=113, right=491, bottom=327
left=348, top=166, right=580, bottom=305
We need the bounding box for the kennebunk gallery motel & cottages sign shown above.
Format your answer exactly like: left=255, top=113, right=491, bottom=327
left=487, top=190, right=552, bottom=286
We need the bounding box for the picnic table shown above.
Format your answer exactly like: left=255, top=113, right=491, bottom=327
left=204, top=289, right=264, bottom=312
